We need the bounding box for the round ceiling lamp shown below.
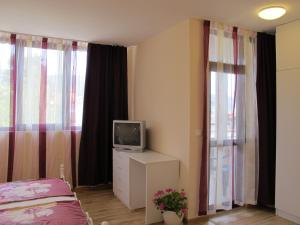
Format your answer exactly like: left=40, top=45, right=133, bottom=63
left=258, top=6, right=286, bottom=20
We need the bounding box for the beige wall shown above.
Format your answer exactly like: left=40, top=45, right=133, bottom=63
left=127, top=46, right=137, bottom=120
left=187, top=19, right=203, bottom=218
left=127, top=18, right=204, bottom=219
left=276, top=19, right=300, bottom=223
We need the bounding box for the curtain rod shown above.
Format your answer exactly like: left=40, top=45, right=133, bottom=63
left=0, top=29, right=127, bottom=47
left=0, top=29, right=88, bottom=43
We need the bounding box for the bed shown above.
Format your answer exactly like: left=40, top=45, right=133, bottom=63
left=0, top=165, right=97, bottom=225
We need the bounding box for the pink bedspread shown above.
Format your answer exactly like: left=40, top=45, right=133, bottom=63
left=0, top=179, right=73, bottom=204
left=0, top=201, right=89, bottom=225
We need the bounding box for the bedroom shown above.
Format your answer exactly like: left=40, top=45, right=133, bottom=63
left=0, top=0, right=299, bottom=225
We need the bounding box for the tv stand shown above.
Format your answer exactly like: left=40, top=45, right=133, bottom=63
left=112, top=149, right=179, bottom=224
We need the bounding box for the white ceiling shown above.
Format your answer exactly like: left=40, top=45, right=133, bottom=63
left=0, top=0, right=299, bottom=46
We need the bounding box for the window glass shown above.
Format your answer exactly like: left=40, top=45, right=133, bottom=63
left=0, top=41, right=87, bottom=130
left=22, top=47, right=42, bottom=126
left=46, top=49, right=64, bottom=125
left=75, top=50, right=87, bottom=127
left=0, top=43, right=11, bottom=127
left=210, top=71, right=236, bottom=142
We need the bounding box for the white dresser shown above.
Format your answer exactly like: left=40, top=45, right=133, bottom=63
left=113, top=149, right=179, bottom=224
left=113, top=149, right=131, bottom=207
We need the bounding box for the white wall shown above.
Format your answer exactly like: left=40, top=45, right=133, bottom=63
left=276, top=19, right=300, bottom=224
left=127, top=19, right=204, bottom=219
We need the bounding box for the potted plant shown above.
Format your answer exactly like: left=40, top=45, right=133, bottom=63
left=153, top=189, right=188, bottom=225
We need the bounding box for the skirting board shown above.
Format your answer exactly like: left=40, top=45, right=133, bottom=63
left=276, top=209, right=300, bottom=224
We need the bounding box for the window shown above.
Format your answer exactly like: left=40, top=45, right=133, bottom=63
left=209, top=70, right=238, bottom=209
left=207, top=23, right=257, bottom=212
left=0, top=35, right=87, bottom=130
left=210, top=71, right=237, bottom=142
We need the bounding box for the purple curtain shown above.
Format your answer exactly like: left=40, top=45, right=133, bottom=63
left=256, top=32, right=276, bottom=206
left=7, top=34, right=17, bottom=182
left=39, top=37, right=48, bottom=179
left=198, top=20, right=210, bottom=216
left=78, top=44, right=128, bottom=186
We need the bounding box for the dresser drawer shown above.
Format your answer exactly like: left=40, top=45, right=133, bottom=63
left=113, top=154, right=129, bottom=168
left=113, top=151, right=129, bottom=176
left=113, top=179, right=129, bottom=206
left=113, top=149, right=128, bottom=161
left=113, top=162, right=129, bottom=176
left=113, top=173, right=129, bottom=189
left=119, top=190, right=129, bottom=207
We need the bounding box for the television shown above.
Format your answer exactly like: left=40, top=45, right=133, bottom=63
left=113, top=120, right=146, bottom=151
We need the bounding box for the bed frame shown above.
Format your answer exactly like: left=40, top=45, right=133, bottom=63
left=60, top=164, right=110, bottom=225
left=59, top=164, right=96, bottom=225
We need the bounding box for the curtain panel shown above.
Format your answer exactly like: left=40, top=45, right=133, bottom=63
left=256, top=33, right=276, bottom=206
left=199, top=20, right=210, bottom=216
left=78, top=44, right=128, bottom=186
left=199, top=22, right=258, bottom=215
left=0, top=32, right=87, bottom=187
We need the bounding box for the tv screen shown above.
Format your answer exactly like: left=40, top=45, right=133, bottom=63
left=114, top=122, right=141, bottom=146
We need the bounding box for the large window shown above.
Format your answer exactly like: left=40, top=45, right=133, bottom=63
left=209, top=71, right=240, bottom=210
left=0, top=36, right=87, bottom=130
left=207, top=23, right=257, bottom=212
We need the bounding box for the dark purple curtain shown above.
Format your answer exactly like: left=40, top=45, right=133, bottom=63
left=7, top=34, right=17, bottom=182
left=198, top=20, right=210, bottom=216
left=78, top=44, right=128, bottom=186
left=39, top=37, right=48, bottom=179
left=256, top=32, right=276, bottom=206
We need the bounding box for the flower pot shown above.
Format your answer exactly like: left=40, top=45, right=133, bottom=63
left=162, top=211, right=183, bottom=225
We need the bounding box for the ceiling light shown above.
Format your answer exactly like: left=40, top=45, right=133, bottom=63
left=258, top=7, right=286, bottom=20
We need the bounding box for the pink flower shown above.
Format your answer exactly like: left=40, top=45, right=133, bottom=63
left=180, top=191, right=186, bottom=197
left=154, top=190, right=165, bottom=199
left=157, top=190, right=164, bottom=195
left=165, top=188, right=173, bottom=193
left=181, top=208, right=188, bottom=215
left=159, top=203, right=165, bottom=210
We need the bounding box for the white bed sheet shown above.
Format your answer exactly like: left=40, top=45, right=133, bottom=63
left=0, top=196, right=77, bottom=210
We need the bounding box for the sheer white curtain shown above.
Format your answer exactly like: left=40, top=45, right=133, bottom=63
left=0, top=32, right=87, bottom=185
left=0, top=33, right=12, bottom=182
left=208, top=22, right=258, bottom=213
left=242, top=30, right=258, bottom=205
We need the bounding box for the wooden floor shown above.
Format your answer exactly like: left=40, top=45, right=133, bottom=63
left=76, top=187, right=296, bottom=225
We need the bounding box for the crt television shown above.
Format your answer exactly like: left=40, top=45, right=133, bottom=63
left=113, top=120, right=146, bottom=151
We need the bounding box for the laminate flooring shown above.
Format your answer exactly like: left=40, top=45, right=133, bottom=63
left=75, top=187, right=296, bottom=225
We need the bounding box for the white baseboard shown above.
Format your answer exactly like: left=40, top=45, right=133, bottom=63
left=276, top=209, right=300, bottom=224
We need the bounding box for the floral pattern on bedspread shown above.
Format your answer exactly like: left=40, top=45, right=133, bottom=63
left=0, top=203, right=55, bottom=224
left=0, top=179, right=73, bottom=204
left=0, top=201, right=89, bottom=225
